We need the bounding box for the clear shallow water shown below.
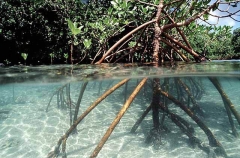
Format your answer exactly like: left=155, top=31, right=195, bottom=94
left=0, top=61, right=239, bottom=158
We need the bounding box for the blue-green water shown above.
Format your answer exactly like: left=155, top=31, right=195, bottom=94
left=0, top=61, right=239, bottom=158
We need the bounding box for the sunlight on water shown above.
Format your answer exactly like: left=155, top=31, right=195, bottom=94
left=0, top=61, right=239, bottom=158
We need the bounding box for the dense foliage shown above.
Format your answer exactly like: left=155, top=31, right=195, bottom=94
left=0, top=0, right=88, bottom=65
left=232, top=27, right=240, bottom=55
left=187, top=24, right=236, bottom=60
left=0, top=0, right=239, bottom=65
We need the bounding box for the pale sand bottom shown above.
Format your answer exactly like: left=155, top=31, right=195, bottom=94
left=0, top=77, right=239, bottom=158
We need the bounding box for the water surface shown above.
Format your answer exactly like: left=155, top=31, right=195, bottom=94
left=0, top=61, right=239, bottom=158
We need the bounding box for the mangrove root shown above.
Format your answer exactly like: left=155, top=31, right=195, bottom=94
left=46, top=84, right=75, bottom=112
left=131, top=104, right=152, bottom=133
left=72, top=81, right=88, bottom=134
left=90, top=78, right=147, bottom=158
left=158, top=88, right=228, bottom=157
left=158, top=102, right=218, bottom=157
left=209, top=77, right=240, bottom=125
left=47, top=78, right=130, bottom=158
left=176, top=78, right=204, bottom=116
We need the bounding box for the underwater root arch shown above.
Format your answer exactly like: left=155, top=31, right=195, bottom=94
left=46, top=76, right=239, bottom=158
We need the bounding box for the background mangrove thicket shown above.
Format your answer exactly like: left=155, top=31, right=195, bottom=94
left=0, top=0, right=239, bottom=65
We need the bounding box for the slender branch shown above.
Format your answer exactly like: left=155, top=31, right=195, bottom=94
left=219, top=0, right=240, bottom=4
left=212, top=9, right=240, bottom=18
left=95, top=20, right=156, bottom=64
left=162, top=1, right=219, bottom=30
left=163, top=32, right=202, bottom=61
left=161, top=38, right=189, bottom=61
left=91, top=22, right=135, bottom=64
left=162, top=10, right=193, bottom=50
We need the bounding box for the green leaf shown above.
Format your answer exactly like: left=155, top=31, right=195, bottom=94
left=64, top=53, right=68, bottom=59
left=203, top=14, right=209, bottom=20
left=128, top=41, right=136, bottom=48
left=122, top=1, right=127, bottom=9
left=154, top=0, right=160, bottom=5
left=21, top=53, right=28, bottom=61
left=111, top=1, right=118, bottom=8
left=67, top=19, right=82, bottom=35
left=83, top=39, right=92, bottom=49
left=49, top=53, right=54, bottom=58
left=73, top=41, right=79, bottom=46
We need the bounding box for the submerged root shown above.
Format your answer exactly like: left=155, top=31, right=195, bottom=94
left=144, top=78, right=162, bottom=149
left=46, top=79, right=129, bottom=158
left=131, top=104, right=152, bottom=133
left=46, top=76, right=239, bottom=158
left=176, top=78, right=204, bottom=116
left=159, top=103, right=194, bottom=135
left=145, top=127, right=162, bottom=149
left=47, top=137, right=62, bottom=158
left=158, top=102, right=221, bottom=158
left=90, top=78, right=147, bottom=158
left=209, top=77, right=239, bottom=137
left=46, top=84, right=75, bottom=112
left=72, top=81, right=88, bottom=134
left=209, top=77, right=240, bottom=125
left=187, top=77, right=204, bottom=100
left=158, top=88, right=228, bottom=157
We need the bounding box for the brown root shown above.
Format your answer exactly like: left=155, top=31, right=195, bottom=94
left=47, top=79, right=130, bottom=158
left=90, top=78, right=148, bottom=158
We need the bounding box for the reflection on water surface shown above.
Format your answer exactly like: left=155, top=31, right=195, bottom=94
left=0, top=61, right=239, bottom=158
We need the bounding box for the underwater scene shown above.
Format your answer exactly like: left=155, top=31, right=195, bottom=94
left=0, top=61, right=239, bottom=158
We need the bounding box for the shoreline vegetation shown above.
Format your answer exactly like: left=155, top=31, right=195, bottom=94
left=211, top=54, right=240, bottom=60
left=0, top=0, right=239, bottom=66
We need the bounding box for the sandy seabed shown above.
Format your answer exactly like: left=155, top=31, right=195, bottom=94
left=0, top=77, right=239, bottom=158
